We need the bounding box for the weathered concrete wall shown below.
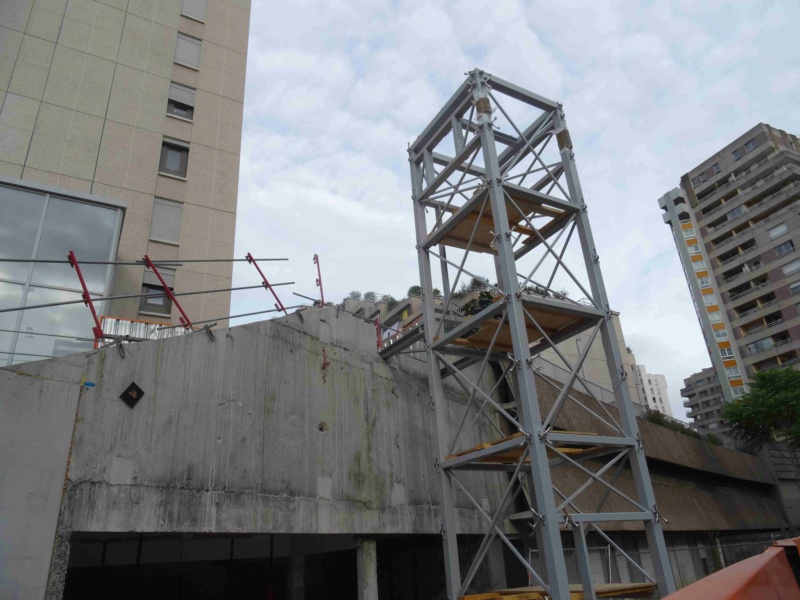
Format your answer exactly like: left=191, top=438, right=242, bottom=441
left=0, top=354, right=86, bottom=600
left=0, top=306, right=787, bottom=598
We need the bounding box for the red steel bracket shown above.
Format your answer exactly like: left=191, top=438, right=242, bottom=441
left=142, top=255, right=193, bottom=329
left=68, top=250, right=104, bottom=345
left=313, top=253, right=325, bottom=305
left=246, top=252, right=287, bottom=314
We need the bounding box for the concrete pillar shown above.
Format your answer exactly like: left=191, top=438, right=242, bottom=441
left=487, top=538, right=508, bottom=589
left=356, top=538, right=378, bottom=600
left=290, top=555, right=304, bottom=600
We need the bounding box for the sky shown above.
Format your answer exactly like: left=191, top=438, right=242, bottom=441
left=229, top=0, right=800, bottom=421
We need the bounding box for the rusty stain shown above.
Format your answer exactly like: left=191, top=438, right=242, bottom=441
left=321, top=347, right=331, bottom=383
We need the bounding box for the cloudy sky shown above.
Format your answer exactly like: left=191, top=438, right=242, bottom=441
left=229, top=0, right=800, bottom=420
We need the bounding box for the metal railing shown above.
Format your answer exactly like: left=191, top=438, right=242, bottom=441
left=735, top=298, right=778, bottom=320
left=698, top=152, right=776, bottom=207
left=743, top=318, right=785, bottom=338
left=708, top=179, right=800, bottom=232
left=760, top=356, right=800, bottom=371
left=729, top=281, right=768, bottom=302
left=749, top=337, right=791, bottom=356
left=719, top=244, right=758, bottom=266
left=723, top=263, right=763, bottom=284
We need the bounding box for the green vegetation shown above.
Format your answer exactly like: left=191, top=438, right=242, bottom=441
left=723, top=369, right=800, bottom=450
left=348, top=290, right=361, bottom=300
left=407, top=285, right=422, bottom=296
left=363, top=291, right=376, bottom=301
left=644, top=409, right=721, bottom=446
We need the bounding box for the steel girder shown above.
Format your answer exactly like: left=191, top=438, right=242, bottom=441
left=406, top=69, right=676, bottom=600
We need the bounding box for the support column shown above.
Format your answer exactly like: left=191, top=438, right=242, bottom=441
left=290, top=555, right=305, bottom=600
left=357, top=538, right=379, bottom=600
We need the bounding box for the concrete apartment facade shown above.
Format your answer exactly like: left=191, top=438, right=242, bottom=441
left=680, top=366, right=727, bottom=432
left=659, top=124, right=800, bottom=420
left=633, top=364, right=672, bottom=417
left=0, top=0, right=249, bottom=364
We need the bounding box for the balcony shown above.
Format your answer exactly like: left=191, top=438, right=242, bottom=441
left=707, top=177, right=800, bottom=235
left=697, top=152, right=777, bottom=207
left=748, top=337, right=792, bottom=356
left=728, top=281, right=768, bottom=302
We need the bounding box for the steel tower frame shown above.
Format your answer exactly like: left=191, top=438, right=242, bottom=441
left=404, top=69, right=676, bottom=599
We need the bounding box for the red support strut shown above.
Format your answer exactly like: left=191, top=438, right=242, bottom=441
left=143, top=255, right=193, bottom=329
left=68, top=250, right=104, bottom=345
left=313, top=253, right=325, bottom=306
left=246, top=252, right=287, bottom=314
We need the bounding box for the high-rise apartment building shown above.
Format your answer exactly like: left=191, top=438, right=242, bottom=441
left=0, top=0, right=249, bottom=364
left=680, top=367, right=726, bottom=431
left=659, top=123, right=800, bottom=412
left=633, top=364, right=672, bottom=417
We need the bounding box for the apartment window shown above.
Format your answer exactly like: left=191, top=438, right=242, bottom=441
left=769, top=223, right=789, bottom=239
left=139, top=267, right=176, bottom=316
left=783, top=259, right=800, bottom=276
left=776, top=240, right=795, bottom=257
left=733, top=149, right=742, bottom=161
left=698, top=276, right=711, bottom=287
left=712, top=162, right=721, bottom=174
left=725, top=366, right=740, bottom=379
left=790, top=280, right=800, bottom=295
left=708, top=422, right=719, bottom=430
left=683, top=228, right=696, bottom=238
left=167, top=82, right=196, bottom=121
left=744, top=138, right=758, bottom=152
left=688, top=244, right=700, bottom=254
left=181, top=0, right=207, bottom=21
left=714, top=329, right=729, bottom=341
left=731, top=386, right=745, bottom=398
left=748, top=338, right=773, bottom=354
left=149, top=198, right=183, bottom=245
left=691, top=177, right=700, bottom=187
left=720, top=347, right=734, bottom=358
left=703, top=294, right=717, bottom=306
left=175, top=33, right=201, bottom=69
left=159, top=139, right=189, bottom=178
left=727, top=205, right=745, bottom=220
left=700, top=172, right=708, bottom=183
left=708, top=310, right=722, bottom=322
left=693, top=259, right=706, bottom=271
left=648, top=379, right=652, bottom=385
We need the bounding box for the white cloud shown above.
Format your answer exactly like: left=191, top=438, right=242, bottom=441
left=232, top=0, right=800, bottom=423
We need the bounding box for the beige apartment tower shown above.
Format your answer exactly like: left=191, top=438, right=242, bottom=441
left=659, top=123, right=800, bottom=425
left=0, top=0, right=249, bottom=364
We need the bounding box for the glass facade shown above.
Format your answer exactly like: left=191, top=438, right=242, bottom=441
left=0, top=183, right=123, bottom=365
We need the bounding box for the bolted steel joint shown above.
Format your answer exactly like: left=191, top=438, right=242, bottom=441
left=433, top=456, right=440, bottom=472
left=653, top=504, right=669, bottom=524
left=440, top=522, right=447, bottom=540
left=592, top=251, right=600, bottom=263
left=637, top=432, right=644, bottom=450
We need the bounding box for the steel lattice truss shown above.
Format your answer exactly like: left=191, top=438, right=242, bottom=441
left=398, top=70, right=677, bottom=600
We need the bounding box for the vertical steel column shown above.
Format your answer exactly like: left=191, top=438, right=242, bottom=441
left=313, top=254, right=325, bottom=305
left=552, top=109, right=676, bottom=596
left=572, top=523, right=597, bottom=600
left=471, top=72, right=571, bottom=599
left=410, top=155, right=462, bottom=599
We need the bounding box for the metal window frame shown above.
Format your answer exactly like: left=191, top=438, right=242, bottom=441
left=0, top=176, right=124, bottom=365
left=174, top=33, right=202, bottom=69
left=398, top=69, right=675, bottom=600
left=149, top=198, right=183, bottom=245
left=159, top=139, right=190, bottom=178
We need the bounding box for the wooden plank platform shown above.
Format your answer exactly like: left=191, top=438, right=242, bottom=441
left=460, top=582, right=657, bottom=599
left=446, top=431, right=604, bottom=465
left=449, top=302, right=591, bottom=353
left=441, top=188, right=564, bottom=254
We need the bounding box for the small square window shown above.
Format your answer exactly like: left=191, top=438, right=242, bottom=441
left=708, top=310, right=722, bottom=322
left=790, top=280, right=800, bottom=295
left=698, top=276, right=711, bottom=287
left=776, top=240, right=795, bottom=257
left=691, top=177, right=700, bottom=187
left=683, top=228, right=695, bottom=238
left=784, top=259, right=800, bottom=276
left=150, top=198, right=183, bottom=245
left=181, top=0, right=207, bottom=21
left=725, top=366, right=740, bottom=379
left=139, top=267, right=176, bottom=316
left=167, top=82, right=196, bottom=121
left=175, top=33, right=201, bottom=69
left=714, top=329, right=729, bottom=341
left=720, top=347, right=733, bottom=358
left=699, top=172, right=708, bottom=183
left=744, top=138, right=758, bottom=152
left=712, top=162, right=721, bottom=174
left=159, top=139, right=189, bottom=178
left=688, top=243, right=700, bottom=254
left=733, top=149, right=742, bottom=161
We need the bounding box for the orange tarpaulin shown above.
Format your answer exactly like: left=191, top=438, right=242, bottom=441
left=665, top=538, right=800, bottom=600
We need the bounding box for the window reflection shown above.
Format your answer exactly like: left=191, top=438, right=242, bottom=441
left=0, top=282, right=24, bottom=362
left=0, top=185, right=46, bottom=283
left=31, top=196, right=118, bottom=293
left=13, top=287, right=98, bottom=361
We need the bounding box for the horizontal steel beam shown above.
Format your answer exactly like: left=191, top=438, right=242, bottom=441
left=547, top=433, right=635, bottom=447
left=379, top=327, right=425, bottom=359
left=422, top=188, right=489, bottom=250
left=513, top=213, right=576, bottom=261
left=432, top=152, right=486, bottom=178
left=410, top=80, right=472, bottom=159
left=521, top=294, right=604, bottom=321
left=488, top=75, right=559, bottom=112
left=497, top=111, right=553, bottom=168
left=528, top=316, right=601, bottom=358
left=561, top=512, right=653, bottom=523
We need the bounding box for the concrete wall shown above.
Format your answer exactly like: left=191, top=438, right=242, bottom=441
left=0, top=306, right=788, bottom=597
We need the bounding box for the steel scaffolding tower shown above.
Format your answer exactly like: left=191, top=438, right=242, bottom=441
left=403, top=69, right=676, bottom=599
